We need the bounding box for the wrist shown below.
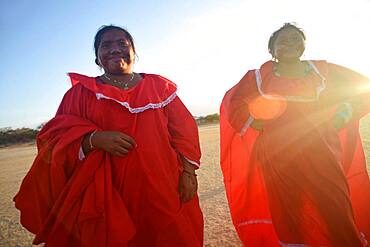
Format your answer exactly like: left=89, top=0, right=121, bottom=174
left=183, top=169, right=197, bottom=176
left=183, top=162, right=196, bottom=173
left=89, top=130, right=98, bottom=149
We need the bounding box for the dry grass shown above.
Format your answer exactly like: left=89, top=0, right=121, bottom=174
left=1, top=116, right=369, bottom=246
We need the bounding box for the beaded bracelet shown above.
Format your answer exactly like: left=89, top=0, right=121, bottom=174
left=89, top=130, right=98, bottom=149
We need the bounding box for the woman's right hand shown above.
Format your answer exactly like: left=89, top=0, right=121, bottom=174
left=91, top=131, right=136, bottom=156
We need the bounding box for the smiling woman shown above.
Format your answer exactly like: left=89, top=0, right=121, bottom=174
left=13, top=25, right=204, bottom=247
left=221, top=23, right=370, bottom=247
left=94, top=26, right=138, bottom=90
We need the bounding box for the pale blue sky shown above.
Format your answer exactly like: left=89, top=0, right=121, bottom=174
left=1, top=0, right=369, bottom=128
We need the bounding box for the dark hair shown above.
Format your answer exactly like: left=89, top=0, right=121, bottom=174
left=268, top=23, right=306, bottom=56
left=94, top=25, right=136, bottom=65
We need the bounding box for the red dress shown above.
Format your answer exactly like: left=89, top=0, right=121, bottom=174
left=220, top=61, right=370, bottom=246
left=14, top=73, right=204, bottom=246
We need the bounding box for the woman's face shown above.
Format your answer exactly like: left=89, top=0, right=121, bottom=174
left=97, top=29, right=135, bottom=75
left=273, top=28, right=305, bottom=62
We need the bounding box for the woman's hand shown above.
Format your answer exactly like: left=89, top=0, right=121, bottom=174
left=332, top=103, right=353, bottom=131
left=179, top=159, right=198, bottom=203
left=331, top=114, right=346, bottom=130
left=251, top=119, right=263, bottom=131
left=90, top=130, right=136, bottom=156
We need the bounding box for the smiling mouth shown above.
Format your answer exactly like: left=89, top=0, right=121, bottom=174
left=281, top=46, right=300, bottom=53
left=109, top=57, right=130, bottom=64
left=109, top=56, right=124, bottom=60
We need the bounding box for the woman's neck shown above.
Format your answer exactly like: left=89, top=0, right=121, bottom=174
left=105, top=71, right=133, bottom=80
left=274, top=59, right=308, bottom=77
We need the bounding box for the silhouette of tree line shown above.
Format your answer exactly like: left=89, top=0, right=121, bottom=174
left=195, top=113, right=220, bottom=125
left=0, top=124, right=43, bottom=147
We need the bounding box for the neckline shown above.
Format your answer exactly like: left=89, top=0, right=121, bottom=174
left=255, top=61, right=326, bottom=102
left=95, top=73, right=146, bottom=92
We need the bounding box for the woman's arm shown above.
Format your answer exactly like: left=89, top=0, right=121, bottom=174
left=166, top=96, right=201, bottom=202
left=224, top=71, right=262, bottom=132
left=81, top=130, right=136, bottom=157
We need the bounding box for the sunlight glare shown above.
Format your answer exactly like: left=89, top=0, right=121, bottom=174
left=249, top=96, right=287, bottom=120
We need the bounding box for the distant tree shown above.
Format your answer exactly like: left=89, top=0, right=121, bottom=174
left=204, top=113, right=219, bottom=122
left=0, top=127, right=12, bottom=132
left=0, top=127, right=38, bottom=147
left=36, top=122, right=46, bottom=130
left=195, top=113, right=219, bottom=125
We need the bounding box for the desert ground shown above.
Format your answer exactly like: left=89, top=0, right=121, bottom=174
left=1, top=116, right=369, bottom=247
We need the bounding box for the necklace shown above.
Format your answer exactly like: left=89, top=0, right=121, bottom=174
left=103, top=73, right=135, bottom=90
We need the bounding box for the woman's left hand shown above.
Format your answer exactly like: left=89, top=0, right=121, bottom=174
left=179, top=159, right=198, bottom=203
left=331, top=114, right=346, bottom=130
left=332, top=103, right=353, bottom=131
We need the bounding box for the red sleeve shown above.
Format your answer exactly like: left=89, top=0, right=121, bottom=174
left=165, top=96, right=201, bottom=167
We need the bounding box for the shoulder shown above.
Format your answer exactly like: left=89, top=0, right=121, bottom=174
left=229, top=69, right=258, bottom=94
left=62, top=73, right=95, bottom=98
left=67, top=73, right=95, bottom=86
left=142, top=73, right=177, bottom=89
left=140, top=73, right=177, bottom=99
left=308, top=60, right=327, bottom=66
left=300, top=60, right=329, bottom=78
left=221, top=70, right=258, bottom=109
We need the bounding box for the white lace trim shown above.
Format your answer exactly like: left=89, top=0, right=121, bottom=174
left=78, top=146, right=85, bottom=160
left=95, top=91, right=177, bottom=113
left=238, top=218, right=272, bottom=227
left=239, top=116, right=254, bottom=136
left=360, top=231, right=368, bottom=246
left=237, top=219, right=367, bottom=247
left=255, top=61, right=326, bottom=102
left=183, top=156, right=200, bottom=168
left=238, top=219, right=311, bottom=247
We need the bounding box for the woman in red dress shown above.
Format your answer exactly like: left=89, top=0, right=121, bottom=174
left=14, top=25, right=203, bottom=247
left=220, top=23, right=370, bottom=246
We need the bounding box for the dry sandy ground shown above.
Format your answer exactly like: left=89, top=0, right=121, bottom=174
left=1, top=117, right=369, bottom=247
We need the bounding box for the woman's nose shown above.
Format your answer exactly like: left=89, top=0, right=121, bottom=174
left=110, top=44, right=123, bottom=53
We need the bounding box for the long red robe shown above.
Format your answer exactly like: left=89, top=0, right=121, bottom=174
left=220, top=61, right=370, bottom=246
left=14, top=73, right=204, bottom=246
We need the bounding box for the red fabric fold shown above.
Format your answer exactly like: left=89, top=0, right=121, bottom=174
left=14, top=115, right=136, bottom=246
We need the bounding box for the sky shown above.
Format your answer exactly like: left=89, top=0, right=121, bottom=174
left=0, top=0, right=369, bottom=128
